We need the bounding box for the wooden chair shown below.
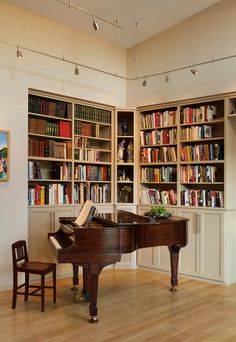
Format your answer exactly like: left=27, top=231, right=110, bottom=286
left=12, top=240, right=56, bottom=312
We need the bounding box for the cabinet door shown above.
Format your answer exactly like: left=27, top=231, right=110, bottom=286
left=177, top=209, right=198, bottom=276
left=157, top=207, right=179, bottom=271
left=199, top=211, right=224, bottom=281
left=28, top=207, right=52, bottom=262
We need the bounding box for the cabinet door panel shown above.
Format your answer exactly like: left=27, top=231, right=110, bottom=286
left=178, top=209, right=198, bottom=276
left=200, top=212, right=224, bottom=280
left=137, top=247, right=157, bottom=269
left=28, top=208, right=52, bottom=262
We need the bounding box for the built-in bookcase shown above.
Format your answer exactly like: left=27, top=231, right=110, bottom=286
left=28, top=90, right=114, bottom=206
left=138, top=95, right=227, bottom=209
left=139, top=106, right=178, bottom=206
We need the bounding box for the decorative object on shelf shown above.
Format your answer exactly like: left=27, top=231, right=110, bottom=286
left=0, top=130, right=9, bottom=182
left=117, top=139, right=126, bottom=162
left=121, top=119, right=128, bottom=136
left=118, top=169, right=130, bottom=181
left=127, top=140, right=133, bottom=162
left=120, top=185, right=132, bottom=203
left=145, top=205, right=172, bottom=219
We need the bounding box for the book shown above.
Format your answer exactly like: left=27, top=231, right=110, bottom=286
left=74, top=200, right=96, bottom=226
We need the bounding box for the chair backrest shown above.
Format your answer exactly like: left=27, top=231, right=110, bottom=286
left=12, top=240, right=29, bottom=269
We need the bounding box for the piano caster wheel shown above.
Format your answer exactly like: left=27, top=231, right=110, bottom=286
left=71, top=285, right=79, bottom=291
left=89, top=316, right=98, bottom=324
left=170, top=286, right=177, bottom=292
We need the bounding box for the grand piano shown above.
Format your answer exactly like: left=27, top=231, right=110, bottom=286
left=48, top=210, right=188, bottom=323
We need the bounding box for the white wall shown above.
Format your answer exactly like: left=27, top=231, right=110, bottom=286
left=0, top=1, right=127, bottom=290
left=127, top=0, right=236, bottom=107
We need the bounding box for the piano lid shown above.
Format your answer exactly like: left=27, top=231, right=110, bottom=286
left=95, top=211, right=155, bottom=226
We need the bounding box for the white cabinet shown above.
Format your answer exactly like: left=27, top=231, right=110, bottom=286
left=136, top=205, right=178, bottom=270
left=136, top=205, right=225, bottom=282
left=28, top=205, right=75, bottom=277
left=178, top=208, right=224, bottom=281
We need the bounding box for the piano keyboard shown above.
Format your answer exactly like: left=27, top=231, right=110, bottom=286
left=49, top=235, right=74, bottom=249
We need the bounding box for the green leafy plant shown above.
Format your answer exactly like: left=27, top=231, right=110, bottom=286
left=149, top=205, right=170, bottom=216
left=121, top=185, right=132, bottom=192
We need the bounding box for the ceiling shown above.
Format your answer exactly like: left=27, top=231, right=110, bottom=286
left=4, top=0, right=222, bottom=49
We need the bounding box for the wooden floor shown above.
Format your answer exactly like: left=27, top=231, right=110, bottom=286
left=1, top=269, right=236, bottom=341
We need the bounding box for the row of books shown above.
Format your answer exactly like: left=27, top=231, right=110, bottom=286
left=74, top=148, right=103, bottom=162
left=28, top=161, right=71, bottom=180
left=140, top=188, right=177, bottom=205
left=28, top=138, right=72, bottom=159
left=74, top=183, right=110, bottom=204
left=180, top=105, right=217, bottom=124
left=141, top=110, right=176, bottom=129
left=181, top=165, right=221, bottom=183
left=140, top=166, right=177, bottom=183
left=140, top=128, right=177, bottom=146
left=74, top=120, right=96, bottom=137
left=140, top=146, right=177, bottom=163
left=74, top=165, right=111, bottom=181
left=180, top=143, right=224, bottom=162
left=74, top=104, right=111, bottom=124
left=28, top=183, right=71, bottom=205
left=180, top=125, right=213, bottom=141
left=180, top=189, right=224, bottom=207
left=28, top=95, right=71, bottom=119
left=29, top=118, right=71, bottom=138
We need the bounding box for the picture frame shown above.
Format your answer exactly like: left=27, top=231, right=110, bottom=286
left=0, top=130, right=10, bottom=181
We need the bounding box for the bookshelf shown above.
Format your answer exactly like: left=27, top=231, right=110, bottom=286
left=28, top=91, right=114, bottom=207
left=73, top=102, right=112, bottom=204
left=179, top=99, right=224, bottom=208
left=139, top=106, right=178, bottom=206
left=115, top=110, right=137, bottom=208
left=28, top=93, right=73, bottom=206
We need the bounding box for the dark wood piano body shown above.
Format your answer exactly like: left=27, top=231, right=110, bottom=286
left=48, top=211, right=188, bottom=323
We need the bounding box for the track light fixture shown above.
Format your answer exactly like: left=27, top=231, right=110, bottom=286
left=190, top=68, right=198, bottom=75
left=165, top=73, right=170, bottom=82
left=16, top=45, right=22, bottom=59
left=57, top=0, right=124, bottom=30
left=74, top=64, right=79, bottom=75
left=142, top=78, right=147, bottom=87
left=93, top=17, right=100, bottom=31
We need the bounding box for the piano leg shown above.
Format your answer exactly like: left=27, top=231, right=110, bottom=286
left=71, top=264, right=79, bottom=291
left=168, top=245, right=181, bottom=292
left=87, top=263, right=102, bottom=324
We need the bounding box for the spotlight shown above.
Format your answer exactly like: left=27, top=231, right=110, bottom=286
left=74, top=64, right=79, bottom=75
left=190, top=68, right=198, bottom=75
left=142, top=78, right=147, bottom=87
left=165, top=74, right=170, bottom=82
left=16, top=45, right=22, bottom=59
left=93, top=17, right=100, bottom=31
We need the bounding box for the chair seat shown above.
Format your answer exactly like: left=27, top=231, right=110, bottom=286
left=17, top=261, right=56, bottom=274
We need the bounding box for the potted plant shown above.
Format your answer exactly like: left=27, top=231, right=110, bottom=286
left=120, top=185, right=132, bottom=203
left=145, top=204, right=172, bottom=219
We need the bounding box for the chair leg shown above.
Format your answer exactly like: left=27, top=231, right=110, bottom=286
left=41, top=275, right=45, bottom=312
left=12, top=270, right=17, bottom=309
left=25, top=273, right=29, bottom=302
left=53, top=268, right=56, bottom=304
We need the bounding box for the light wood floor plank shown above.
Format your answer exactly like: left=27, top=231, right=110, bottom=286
left=1, top=269, right=236, bottom=341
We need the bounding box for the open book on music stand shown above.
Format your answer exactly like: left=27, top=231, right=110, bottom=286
left=74, top=200, right=96, bottom=226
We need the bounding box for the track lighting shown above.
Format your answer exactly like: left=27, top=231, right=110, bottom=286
left=190, top=68, right=198, bottom=75
left=93, top=17, right=100, bottom=31
left=16, top=45, right=22, bottom=59
left=74, top=64, right=79, bottom=75
left=142, top=78, right=147, bottom=87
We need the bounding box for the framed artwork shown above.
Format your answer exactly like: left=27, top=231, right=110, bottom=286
left=0, top=130, right=10, bottom=181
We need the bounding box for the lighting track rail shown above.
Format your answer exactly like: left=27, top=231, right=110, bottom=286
left=1, top=39, right=236, bottom=84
